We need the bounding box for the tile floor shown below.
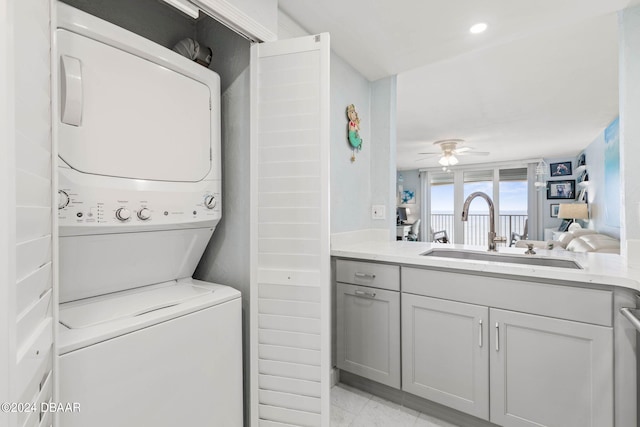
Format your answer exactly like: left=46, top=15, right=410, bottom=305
left=331, top=383, right=460, bottom=427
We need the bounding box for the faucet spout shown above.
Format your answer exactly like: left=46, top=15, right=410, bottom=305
left=461, top=192, right=498, bottom=251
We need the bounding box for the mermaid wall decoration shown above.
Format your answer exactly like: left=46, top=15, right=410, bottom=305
left=346, top=104, right=362, bottom=162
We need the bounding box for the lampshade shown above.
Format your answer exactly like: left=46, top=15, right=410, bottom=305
left=557, top=203, right=589, bottom=220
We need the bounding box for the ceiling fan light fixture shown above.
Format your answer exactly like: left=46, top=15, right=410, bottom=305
left=438, top=154, right=459, bottom=166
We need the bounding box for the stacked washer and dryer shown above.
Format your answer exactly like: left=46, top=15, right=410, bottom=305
left=55, top=4, right=242, bottom=426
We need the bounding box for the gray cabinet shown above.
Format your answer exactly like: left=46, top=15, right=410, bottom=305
left=490, top=308, right=613, bottom=427
left=401, top=267, right=614, bottom=427
left=336, top=260, right=400, bottom=388
left=402, top=294, right=489, bottom=419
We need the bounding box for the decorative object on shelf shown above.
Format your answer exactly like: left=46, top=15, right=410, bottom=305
left=557, top=203, right=589, bottom=231
left=577, top=152, right=586, bottom=167
left=546, top=180, right=575, bottom=199
left=577, top=169, right=589, bottom=185
left=550, top=161, right=572, bottom=177
left=346, top=104, right=362, bottom=162
left=402, top=189, right=416, bottom=204
left=534, top=160, right=548, bottom=191
left=577, top=188, right=588, bottom=202
left=550, top=204, right=560, bottom=218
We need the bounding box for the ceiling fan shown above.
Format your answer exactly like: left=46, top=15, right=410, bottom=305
left=417, top=139, right=490, bottom=166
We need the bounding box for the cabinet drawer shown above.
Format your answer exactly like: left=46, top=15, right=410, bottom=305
left=336, top=260, right=399, bottom=291
left=402, top=267, right=612, bottom=326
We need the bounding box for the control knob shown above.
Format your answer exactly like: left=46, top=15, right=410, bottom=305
left=58, top=190, right=70, bottom=210
left=115, top=208, right=131, bottom=221
left=137, top=208, right=151, bottom=221
left=204, top=195, right=216, bottom=209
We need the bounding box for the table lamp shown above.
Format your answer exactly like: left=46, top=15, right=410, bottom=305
left=557, top=203, right=589, bottom=232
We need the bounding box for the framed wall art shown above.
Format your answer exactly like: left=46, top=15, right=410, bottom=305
left=550, top=161, right=572, bottom=177
left=547, top=180, right=575, bottom=199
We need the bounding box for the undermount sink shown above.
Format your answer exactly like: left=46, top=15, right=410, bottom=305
left=421, top=249, right=583, bottom=269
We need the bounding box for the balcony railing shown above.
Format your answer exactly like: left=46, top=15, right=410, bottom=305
left=431, top=214, right=527, bottom=247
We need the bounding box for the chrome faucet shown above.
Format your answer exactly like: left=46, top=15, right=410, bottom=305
left=461, top=191, right=501, bottom=252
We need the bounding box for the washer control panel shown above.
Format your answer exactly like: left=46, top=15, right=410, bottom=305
left=57, top=171, right=221, bottom=230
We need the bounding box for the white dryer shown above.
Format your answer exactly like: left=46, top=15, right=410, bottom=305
left=55, top=4, right=241, bottom=426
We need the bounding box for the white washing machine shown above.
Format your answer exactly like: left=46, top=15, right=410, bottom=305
left=55, top=4, right=242, bottom=426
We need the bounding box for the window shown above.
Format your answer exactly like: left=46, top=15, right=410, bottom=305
left=424, top=165, right=531, bottom=246
left=430, top=172, right=455, bottom=242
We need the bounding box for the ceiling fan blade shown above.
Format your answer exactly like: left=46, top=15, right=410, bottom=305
left=417, top=151, right=441, bottom=155
left=454, top=147, right=472, bottom=153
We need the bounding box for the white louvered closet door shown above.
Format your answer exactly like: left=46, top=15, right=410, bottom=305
left=12, top=1, right=55, bottom=427
left=250, top=34, right=330, bottom=427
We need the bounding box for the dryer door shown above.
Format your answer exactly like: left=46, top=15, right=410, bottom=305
left=57, top=29, right=212, bottom=182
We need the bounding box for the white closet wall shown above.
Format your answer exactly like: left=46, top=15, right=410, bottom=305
left=250, top=34, right=331, bottom=426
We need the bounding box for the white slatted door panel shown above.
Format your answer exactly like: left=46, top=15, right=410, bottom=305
left=251, top=34, right=330, bottom=427
left=13, top=0, right=55, bottom=424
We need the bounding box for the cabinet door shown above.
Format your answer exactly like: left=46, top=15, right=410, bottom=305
left=336, top=283, right=400, bottom=388
left=402, top=294, right=489, bottom=420
left=490, top=309, right=613, bottom=427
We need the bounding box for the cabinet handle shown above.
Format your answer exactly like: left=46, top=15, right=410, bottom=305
left=354, top=289, right=376, bottom=298
left=478, top=319, right=483, bottom=347
left=495, top=322, right=500, bottom=352
left=354, top=272, right=376, bottom=280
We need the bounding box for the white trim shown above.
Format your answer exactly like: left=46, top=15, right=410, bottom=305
left=50, top=0, right=61, bottom=422
left=419, top=158, right=542, bottom=173
left=0, top=0, right=17, bottom=424
left=191, top=0, right=277, bottom=42
left=161, top=0, right=199, bottom=18
left=319, top=32, right=331, bottom=427
left=249, top=41, right=259, bottom=426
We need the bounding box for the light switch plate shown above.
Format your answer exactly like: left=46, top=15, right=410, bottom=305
left=372, top=205, right=386, bottom=220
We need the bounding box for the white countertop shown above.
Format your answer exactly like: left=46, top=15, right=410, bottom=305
left=331, top=240, right=640, bottom=292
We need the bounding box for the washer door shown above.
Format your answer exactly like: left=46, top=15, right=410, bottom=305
left=57, top=29, right=212, bottom=182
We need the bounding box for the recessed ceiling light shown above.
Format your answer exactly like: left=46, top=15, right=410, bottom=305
left=470, top=22, right=488, bottom=34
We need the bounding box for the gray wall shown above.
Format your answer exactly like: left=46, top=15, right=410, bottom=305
left=330, top=53, right=372, bottom=233
left=330, top=53, right=397, bottom=236
left=541, top=118, right=621, bottom=239
left=370, top=76, right=398, bottom=237
left=583, top=122, right=621, bottom=238
left=192, top=16, right=252, bottom=427
left=619, top=5, right=640, bottom=265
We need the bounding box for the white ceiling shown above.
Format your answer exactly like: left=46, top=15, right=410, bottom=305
left=278, top=0, right=639, bottom=170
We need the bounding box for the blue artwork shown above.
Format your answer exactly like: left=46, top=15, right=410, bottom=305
left=402, top=189, right=416, bottom=204
left=604, top=117, right=620, bottom=228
